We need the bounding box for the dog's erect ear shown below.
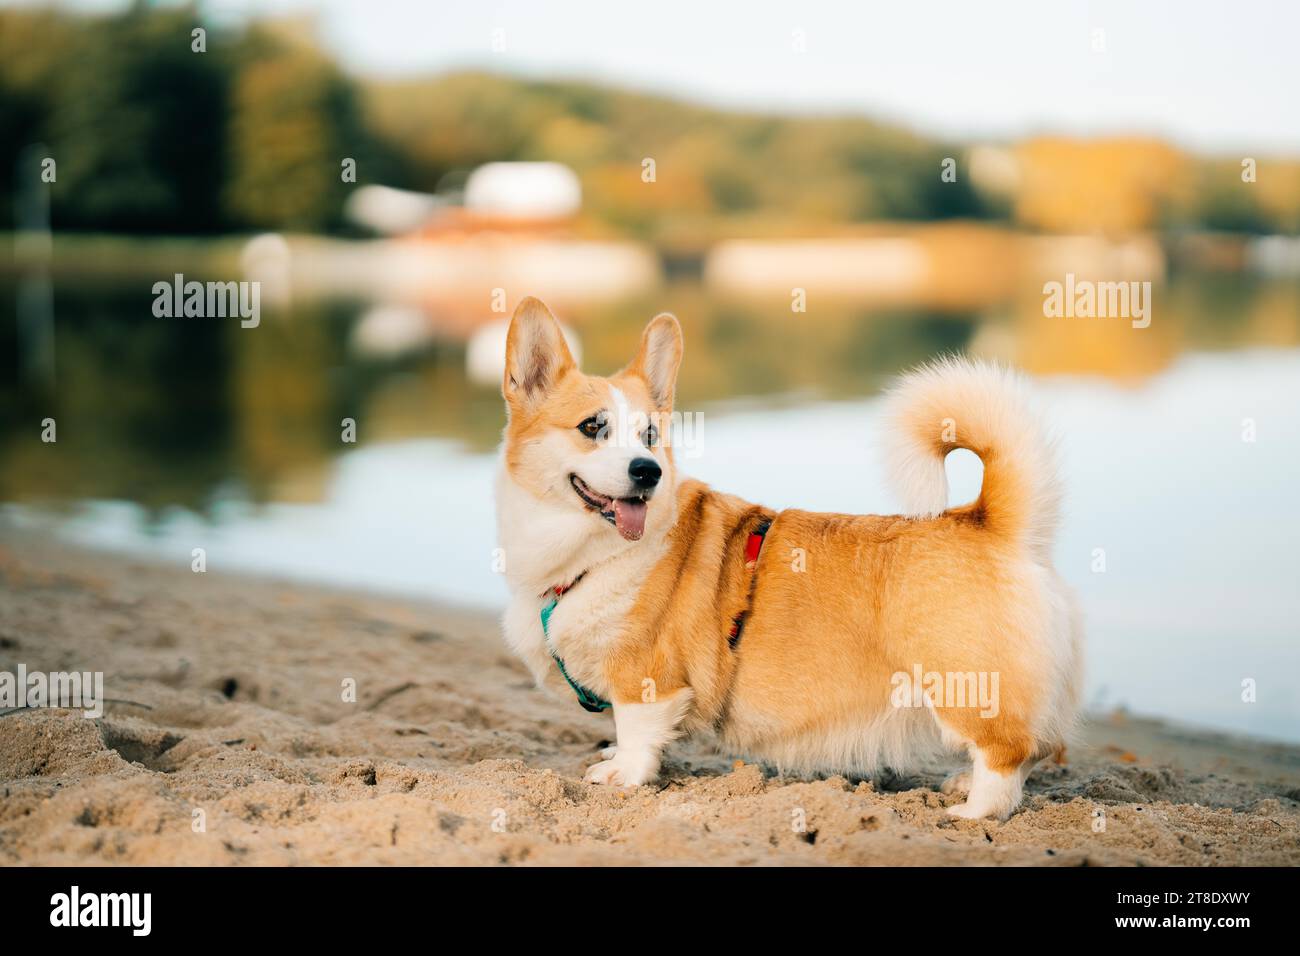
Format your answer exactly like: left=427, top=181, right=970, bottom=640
left=626, top=313, right=683, bottom=411
left=503, top=297, right=575, bottom=407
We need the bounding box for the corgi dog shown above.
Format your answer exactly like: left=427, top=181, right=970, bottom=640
left=495, top=297, right=1082, bottom=820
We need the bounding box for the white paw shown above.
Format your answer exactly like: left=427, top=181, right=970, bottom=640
left=599, top=745, right=618, bottom=760
left=946, top=799, right=1017, bottom=821
left=584, top=750, right=658, bottom=787
left=945, top=802, right=987, bottom=820
left=940, top=771, right=971, bottom=795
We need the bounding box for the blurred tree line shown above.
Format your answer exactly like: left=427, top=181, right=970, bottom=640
left=361, top=72, right=992, bottom=240
left=2, top=4, right=1297, bottom=239
left=0, top=6, right=378, bottom=234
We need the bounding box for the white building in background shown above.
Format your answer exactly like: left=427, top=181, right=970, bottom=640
left=463, top=162, right=582, bottom=221
left=343, top=163, right=582, bottom=234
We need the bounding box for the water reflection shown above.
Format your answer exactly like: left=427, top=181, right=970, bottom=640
left=5, top=273, right=1296, bottom=517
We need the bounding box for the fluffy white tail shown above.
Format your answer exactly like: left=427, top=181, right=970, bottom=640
left=882, top=357, right=1061, bottom=559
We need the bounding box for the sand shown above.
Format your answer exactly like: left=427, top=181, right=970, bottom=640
left=2, top=529, right=1298, bottom=866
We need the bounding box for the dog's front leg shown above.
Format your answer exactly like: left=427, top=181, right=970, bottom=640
left=584, top=689, right=694, bottom=787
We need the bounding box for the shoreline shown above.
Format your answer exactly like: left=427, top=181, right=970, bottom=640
left=2, top=531, right=1297, bottom=865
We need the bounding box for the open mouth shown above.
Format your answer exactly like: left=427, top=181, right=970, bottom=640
left=570, top=474, right=648, bottom=541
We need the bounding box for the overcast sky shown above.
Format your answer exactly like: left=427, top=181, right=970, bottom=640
left=20, top=0, right=1300, bottom=154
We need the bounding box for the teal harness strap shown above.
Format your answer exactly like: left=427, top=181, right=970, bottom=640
left=540, top=595, right=611, bottom=713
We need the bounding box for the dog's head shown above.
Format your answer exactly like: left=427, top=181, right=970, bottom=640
left=501, top=297, right=683, bottom=544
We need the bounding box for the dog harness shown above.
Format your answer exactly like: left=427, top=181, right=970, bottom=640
left=540, top=574, right=610, bottom=713
left=729, top=519, right=771, bottom=647
left=541, top=519, right=771, bottom=714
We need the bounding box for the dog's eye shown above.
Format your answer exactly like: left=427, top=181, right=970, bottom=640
left=577, top=416, right=604, bottom=439
left=643, top=424, right=659, bottom=447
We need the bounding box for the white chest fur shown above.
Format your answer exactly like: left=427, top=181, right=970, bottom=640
left=496, top=462, right=672, bottom=701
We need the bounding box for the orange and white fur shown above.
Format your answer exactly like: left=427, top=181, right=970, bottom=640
left=496, top=297, right=1082, bottom=820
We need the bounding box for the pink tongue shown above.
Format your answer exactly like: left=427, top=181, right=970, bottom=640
left=613, top=498, right=647, bottom=541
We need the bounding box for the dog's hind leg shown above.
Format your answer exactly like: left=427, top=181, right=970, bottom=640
left=943, top=732, right=1060, bottom=819
left=931, top=705, right=1037, bottom=819
left=945, top=747, right=1028, bottom=820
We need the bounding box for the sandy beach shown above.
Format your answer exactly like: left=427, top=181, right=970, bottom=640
left=2, top=529, right=1298, bottom=866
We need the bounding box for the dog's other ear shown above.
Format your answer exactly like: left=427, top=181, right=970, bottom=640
left=626, top=312, right=683, bottom=411
left=503, top=297, right=575, bottom=408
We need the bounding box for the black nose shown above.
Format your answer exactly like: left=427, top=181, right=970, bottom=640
left=628, top=457, right=661, bottom=489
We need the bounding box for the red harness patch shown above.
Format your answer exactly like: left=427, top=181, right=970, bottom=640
left=729, top=519, right=771, bottom=646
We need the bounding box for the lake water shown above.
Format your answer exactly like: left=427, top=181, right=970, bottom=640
left=3, top=274, right=1298, bottom=741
